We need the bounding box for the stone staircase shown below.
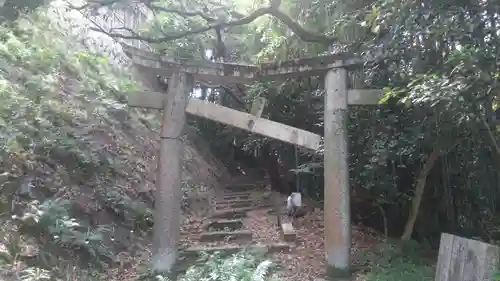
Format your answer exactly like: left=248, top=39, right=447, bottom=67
left=181, top=181, right=297, bottom=257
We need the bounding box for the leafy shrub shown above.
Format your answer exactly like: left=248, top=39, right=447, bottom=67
left=18, top=199, right=111, bottom=261
left=138, top=250, right=280, bottom=281
left=99, top=186, right=154, bottom=229
left=0, top=5, right=151, bottom=281
left=0, top=10, right=138, bottom=169
left=0, top=219, right=55, bottom=280
left=181, top=251, right=276, bottom=281
left=359, top=242, right=434, bottom=281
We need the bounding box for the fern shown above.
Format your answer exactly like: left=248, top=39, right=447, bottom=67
left=137, top=251, right=280, bottom=281
left=252, top=260, right=273, bottom=281
left=183, top=251, right=278, bottom=281
left=18, top=199, right=111, bottom=261
left=181, top=252, right=279, bottom=281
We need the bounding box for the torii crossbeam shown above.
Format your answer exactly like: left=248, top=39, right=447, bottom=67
left=122, top=43, right=383, bottom=277
left=121, top=44, right=366, bottom=86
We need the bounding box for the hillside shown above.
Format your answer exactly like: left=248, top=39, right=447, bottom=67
left=0, top=11, right=228, bottom=280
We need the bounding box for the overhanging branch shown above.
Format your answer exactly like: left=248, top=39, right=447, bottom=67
left=270, top=9, right=337, bottom=43
left=66, top=0, right=121, bottom=10
left=75, top=0, right=338, bottom=45
left=90, top=7, right=273, bottom=43
left=147, top=4, right=215, bottom=22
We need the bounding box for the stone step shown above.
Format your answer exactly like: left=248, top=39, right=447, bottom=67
left=281, top=222, right=296, bottom=242
left=221, top=191, right=258, bottom=196
left=205, top=219, right=244, bottom=231
left=216, top=198, right=259, bottom=205
left=181, top=243, right=291, bottom=258
left=215, top=201, right=255, bottom=209
left=210, top=207, right=255, bottom=219
left=221, top=192, right=267, bottom=200
left=225, top=183, right=265, bottom=192
left=223, top=194, right=250, bottom=199
left=199, top=230, right=253, bottom=242
left=226, top=178, right=267, bottom=185
left=215, top=204, right=271, bottom=212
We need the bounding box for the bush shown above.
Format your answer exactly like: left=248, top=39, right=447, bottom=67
left=138, top=250, right=280, bottom=281
left=18, top=198, right=112, bottom=261
left=0, top=8, right=143, bottom=279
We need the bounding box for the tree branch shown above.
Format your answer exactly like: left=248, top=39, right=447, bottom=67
left=90, top=7, right=273, bottom=43
left=221, top=85, right=245, bottom=106
left=148, top=4, right=215, bottom=22
left=77, top=0, right=338, bottom=45
left=66, top=0, right=120, bottom=10
left=480, top=113, right=500, bottom=157
left=269, top=9, right=337, bottom=44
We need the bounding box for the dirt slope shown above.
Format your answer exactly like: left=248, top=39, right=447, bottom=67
left=0, top=12, right=228, bottom=279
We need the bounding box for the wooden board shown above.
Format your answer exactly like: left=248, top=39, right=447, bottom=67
left=128, top=92, right=322, bottom=150
left=435, top=233, right=500, bottom=281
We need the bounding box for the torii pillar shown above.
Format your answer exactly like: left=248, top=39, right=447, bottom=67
left=324, top=68, right=351, bottom=278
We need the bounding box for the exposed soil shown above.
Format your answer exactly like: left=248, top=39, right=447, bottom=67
left=270, top=208, right=383, bottom=280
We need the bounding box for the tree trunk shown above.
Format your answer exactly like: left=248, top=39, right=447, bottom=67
left=151, top=72, right=189, bottom=272
left=200, top=86, right=208, bottom=100
left=262, top=144, right=289, bottom=194
left=481, top=114, right=500, bottom=157
left=400, top=143, right=441, bottom=242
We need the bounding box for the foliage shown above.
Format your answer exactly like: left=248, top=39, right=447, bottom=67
left=181, top=251, right=276, bottom=281
left=0, top=0, right=50, bottom=23
left=0, top=4, right=160, bottom=280
left=363, top=259, right=434, bottom=281
left=98, top=185, right=154, bottom=230
left=347, top=0, right=500, bottom=243
left=18, top=198, right=112, bottom=261
left=359, top=242, right=435, bottom=281
left=137, top=250, right=279, bottom=281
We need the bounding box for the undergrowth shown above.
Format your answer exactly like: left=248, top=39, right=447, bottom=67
left=359, top=242, right=435, bottom=281
left=363, top=259, right=434, bottom=281
left=0, top=6, right=235, bottom=280
left=0, top=7, right=152, bottom=280
left=137, top=250, right=279, bottom=281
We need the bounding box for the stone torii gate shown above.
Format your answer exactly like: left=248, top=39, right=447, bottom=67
left=122, top=44, right=383, bottom=276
